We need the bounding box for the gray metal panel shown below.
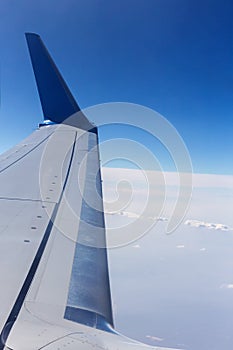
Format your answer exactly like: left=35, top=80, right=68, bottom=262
left=0, top=126, right=59, bottom=333
left=0, top=125, right=78, bottom=347
left=0, top=199, right=54, bottom=333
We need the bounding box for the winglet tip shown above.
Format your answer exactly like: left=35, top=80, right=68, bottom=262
left=25, top=32, right=94, bottom=130
left=25, top=32, right=41, bottom=40
left=25, top=32, right=40, bottom=36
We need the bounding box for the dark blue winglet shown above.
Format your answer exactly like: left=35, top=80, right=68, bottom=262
left=25, top=33, right=95, bottom=132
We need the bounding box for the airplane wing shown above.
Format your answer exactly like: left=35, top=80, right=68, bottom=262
left=0, top=33, right=182, bottom=350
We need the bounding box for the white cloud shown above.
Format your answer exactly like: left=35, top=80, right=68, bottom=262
left=200, top=248, right=206, bottom=252
left=220, top=284, right=233, bottom=290
left=106, top=210, right=168, bottom=223
left=154, top=216, right=168, bottom=222
left=184, top=220, right=232, bottom=232
left=146, top=335, right=164, bottom=342
left=106, top=210, right=140, bottom=218
left=132, top=244, right=140, bottom=249
left=176, top=245, right=185, bottom=249
left=102, top=167, right=233, bottom=189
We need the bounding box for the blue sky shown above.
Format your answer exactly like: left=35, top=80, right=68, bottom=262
left=0, top=0, right=232, bottom=174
